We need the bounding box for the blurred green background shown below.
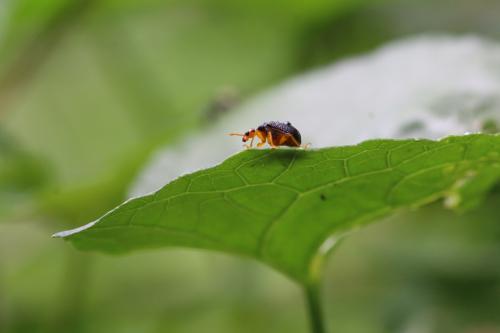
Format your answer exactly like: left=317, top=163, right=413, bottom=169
left=1, top=0, right=499, bottom=332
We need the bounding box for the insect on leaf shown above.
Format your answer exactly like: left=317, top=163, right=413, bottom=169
left=54, top=134, right=500, bottom=283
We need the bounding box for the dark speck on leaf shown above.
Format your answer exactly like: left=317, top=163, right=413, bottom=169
left=320, top=194, right=326, bottom=201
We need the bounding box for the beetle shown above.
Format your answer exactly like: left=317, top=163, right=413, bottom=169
left=229, top=121, right=308, bottom=149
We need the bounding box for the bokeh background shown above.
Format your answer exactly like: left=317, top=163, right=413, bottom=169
left=1, top=0, right=499, bottom=332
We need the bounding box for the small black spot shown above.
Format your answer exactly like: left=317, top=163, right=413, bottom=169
left=320, top=194, right=326, bottom=201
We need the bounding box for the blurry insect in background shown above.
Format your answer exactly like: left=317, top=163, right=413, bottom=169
left=202, top=86, right=240, bottom=124
left=229, top=121, right=309, bottom=149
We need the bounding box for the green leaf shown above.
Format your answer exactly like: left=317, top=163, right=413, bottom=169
left=55, top=134, right=500, bottom=283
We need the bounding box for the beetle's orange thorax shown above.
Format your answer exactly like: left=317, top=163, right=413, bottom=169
left=256, top=129, right=267, bottom=142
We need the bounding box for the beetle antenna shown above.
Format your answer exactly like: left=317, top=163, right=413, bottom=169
left=228, top=132, right=244, bottom=136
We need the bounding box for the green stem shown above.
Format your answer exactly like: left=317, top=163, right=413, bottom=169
left=304, top=283, right=326, bottom=333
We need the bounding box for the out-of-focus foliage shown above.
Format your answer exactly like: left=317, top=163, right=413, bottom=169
left=324, top=190, right=500, bottom=333
left=298, top=0, right=500, bottom=66
left=0, top=129, right=48, bottom=218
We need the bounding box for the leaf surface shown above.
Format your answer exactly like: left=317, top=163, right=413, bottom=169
left=55, top=134, right=500, bottom=282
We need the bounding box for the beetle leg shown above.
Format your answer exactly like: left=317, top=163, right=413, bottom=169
left=291, top=135, right=301, bottom=147
left=284, top=133, right=310, bottom=149
left=244, top=139, right=255, bottom=149
left=248, top=136, right=255, bottom=148
left=267, top=131, right=277, bottom=149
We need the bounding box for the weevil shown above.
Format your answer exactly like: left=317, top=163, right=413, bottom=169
left=229, top=121, right=309, bottom=149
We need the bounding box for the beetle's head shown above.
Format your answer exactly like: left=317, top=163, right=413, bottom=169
left=242, top=129, right=256, bottom=142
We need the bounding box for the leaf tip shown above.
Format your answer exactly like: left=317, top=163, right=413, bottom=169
left=52, top=221, right=97, bottom=239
